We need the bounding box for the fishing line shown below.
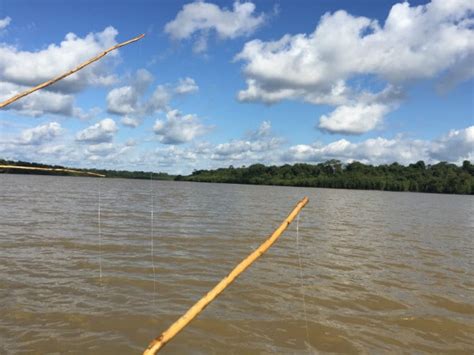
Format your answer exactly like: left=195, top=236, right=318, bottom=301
left=151, top=173, right=157, bottom=307
left=98, top=177, right=102, bottom=281
left=296, top=213, right=310, bottom=348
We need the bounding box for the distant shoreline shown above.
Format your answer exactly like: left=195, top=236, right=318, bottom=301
left=1, top=159, right=473, bottom=195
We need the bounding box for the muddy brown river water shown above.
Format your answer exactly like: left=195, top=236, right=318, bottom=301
left=0, top=174, right=473, bottom=354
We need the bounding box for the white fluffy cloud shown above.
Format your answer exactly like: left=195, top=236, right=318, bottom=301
left=36, top=144, right=68, bottom=155
left=0, top=26, right=119, bottom=117
left=18, top=122, right=62, bottom=145
left=175, top=77, right=199, bottom=94
left=137, top=121, right=283, bottom=170
left=211, top=138, right=281, bottom=161
left=85, top=142, right=116, bottom=156
left=0, top=26, right=118, bottom=90
left=106, top=70, right=198, bottom=127
left=285, top=126, right=474, bottom=165
left=153, top=109, right=210, bottom=144
left=83, top=142, right=131, bottom=162
left=107, top=86, right=140, bottom=116
left=142, top=124, right=474, bottom=172
left=72, top=107, right=102, bottom=121
left=236, top=0, right=474, bottom=134
left=76, top=118, right=118, bottom=143
left=0, top=82, right=75, bottom=117
left=0, top=16, right=11, bottom=30
left=0, top=83, right=101, bottom=119
left=430, top=126, right=474, bottom=162
left=2, top=116, right=471, bottom=174
left=107, top=81, right=171, bottom=126
left=319, top=103, right=391, bottom=134
left=285, top=137, right=428, bottom=165
left=165, top=1, right=266, bottom=53
left=120, top=116, right=141, bottom=128
left=211, top=121, right=283, bottom=161
left=155, top=145, right=198, bottom=165
left=0, top=121, right=135, bottom=168
left=250, top=120, right=271, bottom=139
left=107, top=69, right=154, bottom=116
left=147, top=85, right=172, bottom=113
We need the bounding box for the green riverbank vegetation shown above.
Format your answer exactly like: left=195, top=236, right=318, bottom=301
left=178, top=160, right=474, bottom=195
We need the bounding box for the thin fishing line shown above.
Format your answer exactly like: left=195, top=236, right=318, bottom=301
left=151, top=173, right=156, bottom=306
left=296, top=213, right=310, bottom=348
left=98, top=178, right=102, bottom=281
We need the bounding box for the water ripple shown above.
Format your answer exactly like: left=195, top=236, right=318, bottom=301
left=0, top=175, right=473, bottom=354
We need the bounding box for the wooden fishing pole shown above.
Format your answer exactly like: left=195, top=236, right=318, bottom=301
left=0, top=33, right=145, bottom=109
left=0, top=164, right=106, bottom=177
left=143, top=196, right=309, bottom=355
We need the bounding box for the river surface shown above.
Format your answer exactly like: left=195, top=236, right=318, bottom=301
left=0, top=174, right=473, bottom=354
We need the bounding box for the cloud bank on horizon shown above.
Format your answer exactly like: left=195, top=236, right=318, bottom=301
left=0, top=1, right=472, bottom=174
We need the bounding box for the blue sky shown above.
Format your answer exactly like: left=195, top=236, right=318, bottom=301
left=0, top=0, right=472, bottom=173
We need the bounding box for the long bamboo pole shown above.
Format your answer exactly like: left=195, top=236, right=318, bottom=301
left=0, top=34, right=145, bottom=109
left=0, top=164, right=105, bottom=177
left=143, top=196, right=309, bottom=355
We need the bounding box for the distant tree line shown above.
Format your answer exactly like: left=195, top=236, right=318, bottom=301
left=0, top=159, right=174, bottom=180
left=178, top=160, right=474, bottom=195
left=2, top=158, right=473, bottom=194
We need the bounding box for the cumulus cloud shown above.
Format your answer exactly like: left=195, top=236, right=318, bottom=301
left=109, top=82, right=171, bottom=126
left=2, top=120, right=471, bottom=174
left=0, top=82, right=75, bottom=117
left=429, top=126, right=474, bottom=162
left=37, top=144, right=67, bottom=155
left=165, top=1, right=266, bottom=53
left=236, top=0, right=474, bottom=134
left=18, top=122, right=62, bottom=145
left=82, top=141, right=134, bottom=162
left=107, top=69, right=154, bottom=116
left=147, top=85, right=172, bottom=113
left=85, top=142, right=116, bottom=156
left=106, top=70, right=198, bottom=127
left=249, top=120, right=271, bottom=139
left=0, top=26, right=118, bottom=90
left=0, top=16, right=11, bottom=30
left=285, top=137, right=428, bottom=165
left=155, top=145, right=198, bottom=165
left=0, top=26, right=119, bottom=116
left=122, top=121, right=282, bottom=170
left=284, top=126, right=474, bottom=165
left=153, top=109, right=210, bottom=144
left=212, top=138, right=281, bottom=161
left=0, top=84, right=101, bottom=119
left=318, top=103, right=391, bottom=134
left=0, top=122, right=135, bottom=168
left=72, top=107, right=102, bottom=121
left=107, top=86, right=140, bottom=116
left=76, top=118, right=118, bottom=143
left=133, top=121, right=283, bottom=171
left=211, top=120, right=283, bottom=161
left=121, top=116, right=141, bottom=128
left=175, top=77, right=199, bottom=94
left=116, top=144, right=200, bottom=174
left=0, top=141, right=79, bottom=166
left=0, top=122, right=78, bottom=165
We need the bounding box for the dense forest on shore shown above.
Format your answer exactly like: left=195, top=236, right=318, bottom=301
left=2, top=158, right=473, bottom=194
left=179, top=160, right=474, bottom=195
